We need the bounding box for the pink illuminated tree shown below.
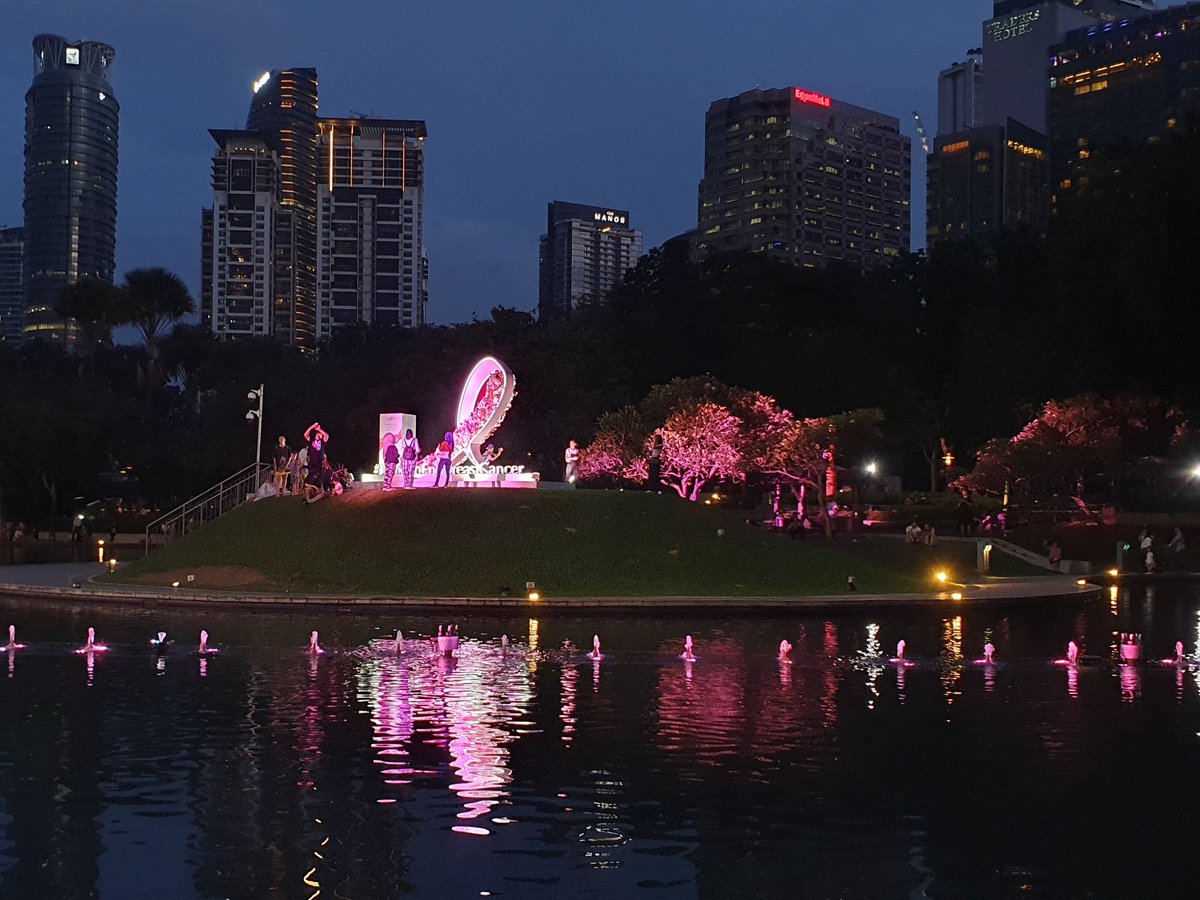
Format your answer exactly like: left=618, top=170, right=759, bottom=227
left=954, top=394, right=1187, bottom=498
left=656, top=402, right=746, bottom=500
left=758, top=409, right=884, bottom=532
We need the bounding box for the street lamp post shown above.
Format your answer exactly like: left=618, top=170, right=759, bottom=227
left=246, top=385, right=264, bottom=466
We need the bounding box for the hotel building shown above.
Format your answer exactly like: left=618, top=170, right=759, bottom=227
left=538, top=201, right=643, bottom=319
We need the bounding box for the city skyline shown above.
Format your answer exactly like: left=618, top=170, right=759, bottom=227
left=1, top=1, right=1175, bottom=326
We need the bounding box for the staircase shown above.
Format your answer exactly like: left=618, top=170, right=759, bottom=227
left=144, top=462, right=270, bottom=552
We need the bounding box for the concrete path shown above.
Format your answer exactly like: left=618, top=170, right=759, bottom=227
left=0, top=563, right=1102, bottom=611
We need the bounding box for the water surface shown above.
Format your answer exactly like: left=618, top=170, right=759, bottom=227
left=0, top=586, right=1197, bottom=898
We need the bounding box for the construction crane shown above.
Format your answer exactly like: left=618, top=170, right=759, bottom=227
left=912, top=111, right=931, bottom=155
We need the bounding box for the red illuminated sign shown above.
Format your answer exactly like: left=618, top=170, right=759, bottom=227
left=794, top=88, right=832, bottom=108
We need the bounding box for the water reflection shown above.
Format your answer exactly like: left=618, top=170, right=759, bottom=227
left=0, top=592, right=1199, bottom=898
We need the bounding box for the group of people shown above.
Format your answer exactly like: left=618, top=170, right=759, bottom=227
left=905, top=520, right=938, bottom=546
left=268, top=422, right=349, bottom=505
left=1137, top=525, right=1186, bottom=573
left=380, top=429, right=422, bottom=491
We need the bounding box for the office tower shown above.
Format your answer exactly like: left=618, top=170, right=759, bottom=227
left=981, top=1, right=1154, bottom=132
left=0, top=227, right=24, bottom=341
left=1048, top=2, right=1200, bottom=196
left=22, top=34, right=119, bottom=344
left=537, top=202, right=643, bottom=320
left=698, top=87, right=910, bottom=269
left=938, top=52, right=984, bottom=136
left=246, top=68, right=319, bottom=350
left=926, top=119, right=1049, bottom=245
left=315, top=117, right=428, bottom=335
left=200, top=131, right=279, bottom=339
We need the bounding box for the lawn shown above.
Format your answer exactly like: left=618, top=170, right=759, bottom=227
left=114, top=489, right=1024, bottom=597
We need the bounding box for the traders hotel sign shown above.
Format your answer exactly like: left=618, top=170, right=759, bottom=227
left=986, top=8, right=1041, bottom=42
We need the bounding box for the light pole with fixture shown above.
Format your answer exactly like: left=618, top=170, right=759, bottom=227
left=246, top=384, right=264, bottom=466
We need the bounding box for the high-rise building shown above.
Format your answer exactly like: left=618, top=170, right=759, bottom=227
left=246, top=68, right=319, bottom=350
left=1048, top=2, right=1200, bottom=196
left=926, top=119, right=1050, bottom=245
left=315, top=117, right=429, bottom=335
left=698, top=87, right=911, bottom=269
left=938, top=52, right=984, bottom=136
left=22, top=34, right=119, bottom=344
left=538, top=202, right=643, bottom=320
left=981, top=1, right=1154, bottom=132
left=0, top=227, right=24, bottom=342
left=200, top=131, right=279, bottom=339
left=204, top=70, right=430, bottom=345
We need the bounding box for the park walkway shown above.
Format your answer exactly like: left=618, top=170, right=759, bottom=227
left=0, top=562, right=1101, bottom=611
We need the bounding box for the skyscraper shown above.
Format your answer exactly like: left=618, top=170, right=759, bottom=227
left=698, top=87, right=911, bottom=269
left=1048, top=2, right=1200, bottom=197
left=0, top=227, right=24, bottom=342
left=22, top=34, right=119, bottom=344
left=926, top=119, right=1050, bottom=245
left=315, top=117, right=429, bottom=335
left=938, top=52, right=984, bottom=136
left=981, top=1, right=1154, bottom=132
left=246, top=68, right=319, bottom=350
left=538, top=202, right=643, bottom=320
left=200, top=131, right=279, bottom=339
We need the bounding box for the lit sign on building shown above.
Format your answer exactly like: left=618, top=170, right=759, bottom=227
left=794, top=88, right=832, bottom=108
left=986, top=9, right=1041, bottom=42
left=593, top=211, right=627, bottom=225
left=252, top=71, right=271, bottom=93
left=65, top=47, right=80, bottom=66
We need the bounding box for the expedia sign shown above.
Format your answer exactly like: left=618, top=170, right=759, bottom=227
left=986, top=8, right=1041, bottom=42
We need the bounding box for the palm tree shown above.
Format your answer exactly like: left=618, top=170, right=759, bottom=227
left=119, top=267, right=195, bottom=390
left=54, top=279, right=123, bottom=376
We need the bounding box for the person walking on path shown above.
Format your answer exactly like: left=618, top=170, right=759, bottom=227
left=564, top=439, right=579, bottom=485
left=434, top=432, right=454, bottom=488
left=401, top=429, right=420, bottom=489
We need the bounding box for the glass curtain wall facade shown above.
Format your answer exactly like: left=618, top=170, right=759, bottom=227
left=22, top=34, right=119, bottom=344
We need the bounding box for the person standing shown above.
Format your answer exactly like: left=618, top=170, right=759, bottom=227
left=401, top=429, right=420, bottom=489
left=564, top=439, right=579, bottom=485
left=648, top=435, right=663, bottom=492
left=272, top=435, right=291, bottom=495
left=434, top=431, right=454, bottom=488
left=380, top=432, right=400, bottom=492
left=1168, top=526, right=1186, bottom=569
left=303, top=421, right=329, bottom=504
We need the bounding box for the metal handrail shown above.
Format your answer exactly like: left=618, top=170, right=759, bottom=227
left=143, top=462, right=270, bottom=552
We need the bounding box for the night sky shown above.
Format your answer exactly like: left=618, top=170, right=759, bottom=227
left=0, top=1, right=994, bottom=324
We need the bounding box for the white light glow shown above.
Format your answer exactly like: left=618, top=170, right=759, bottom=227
left=252, top=71, right=271, bottom=93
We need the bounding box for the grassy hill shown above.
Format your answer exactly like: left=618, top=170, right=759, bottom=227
left=114, top=489, right=1016, bottom=597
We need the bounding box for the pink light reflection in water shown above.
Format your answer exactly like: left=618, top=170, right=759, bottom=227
left=357, top=636, right=533, bottom=821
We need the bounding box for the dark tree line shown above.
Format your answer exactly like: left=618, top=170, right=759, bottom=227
left=1, top=131, right=1197, bottom=526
